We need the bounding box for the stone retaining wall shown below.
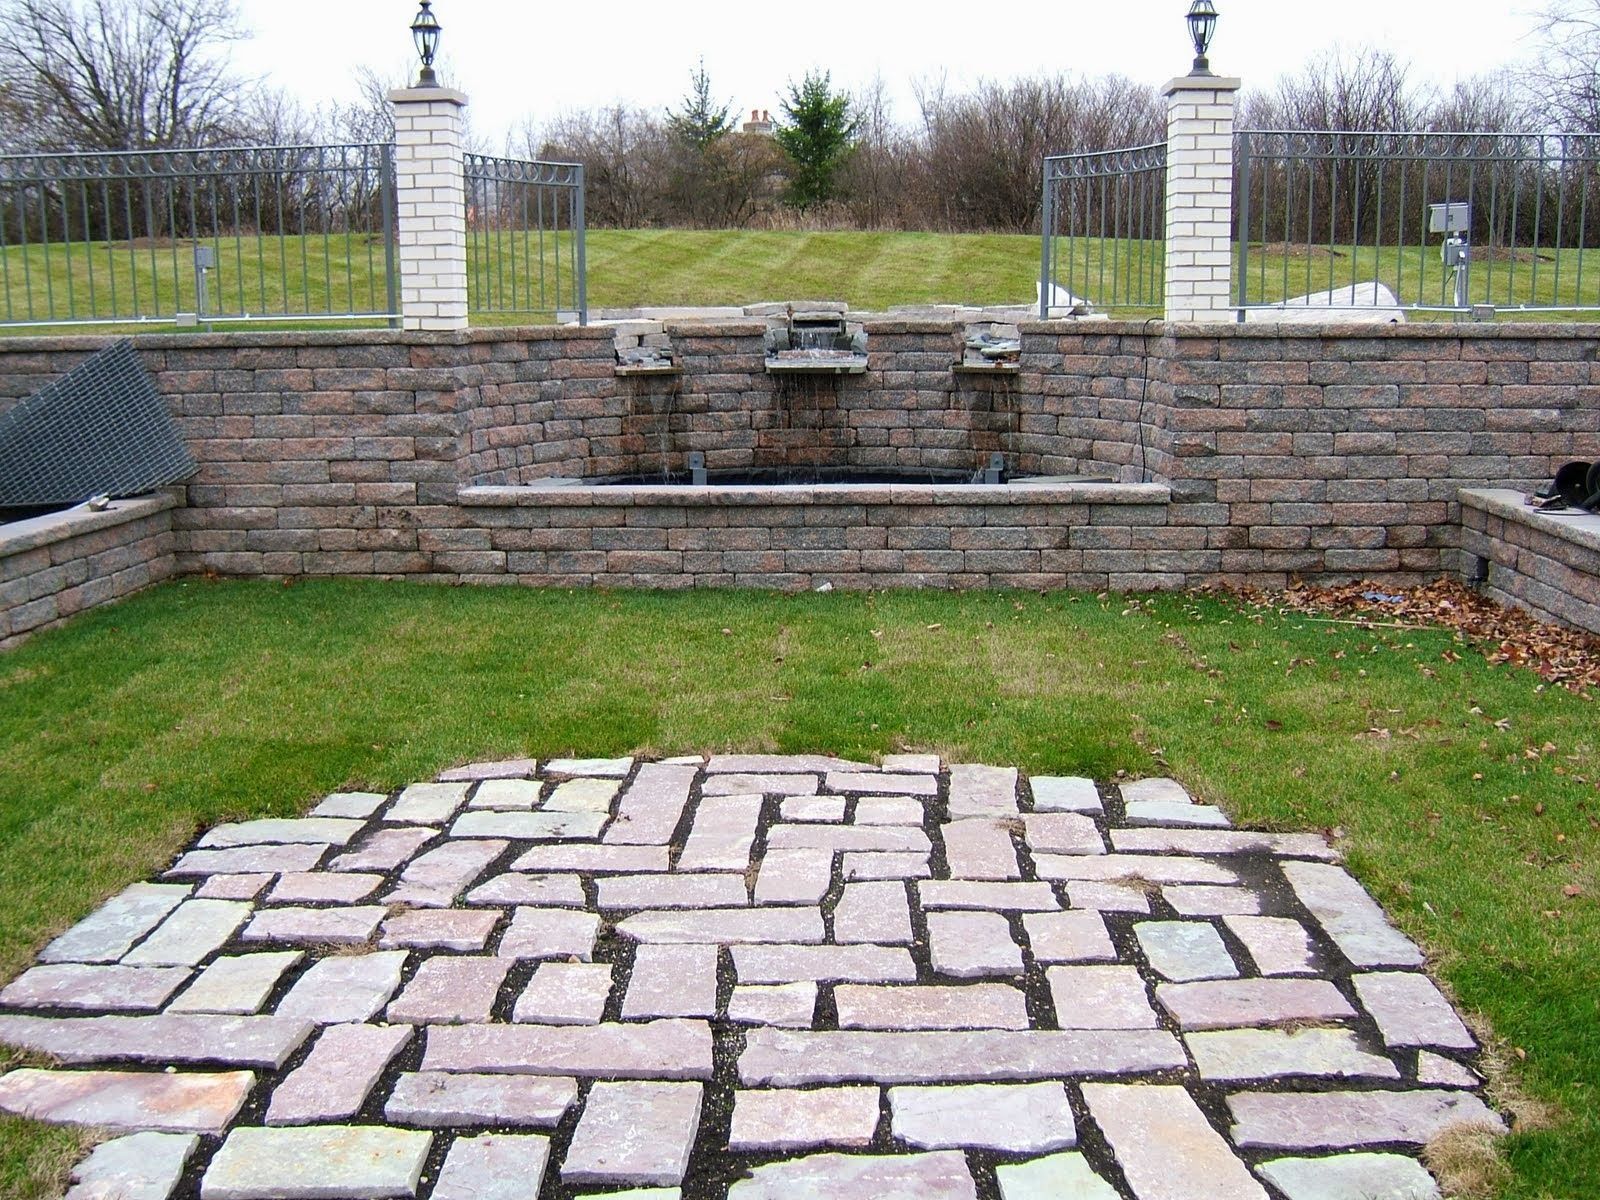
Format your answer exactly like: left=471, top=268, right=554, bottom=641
left=1459, top=489, right=1600, bottom=636
left=0, top=321, right=1596, bottom=602
left=0, top=494, right=178, bottom=649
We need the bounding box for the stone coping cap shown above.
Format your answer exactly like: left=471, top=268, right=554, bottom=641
left=661, top=320, right=768, bottom=337
left=0, top=325, right=611, bottom=352
left=460, top=482, right=1171, bottom=509
left=1163, top=75, right=1243, bottom=95
left=1461, top=487, right=1600, bottom=554
left=388, top=86, right=469, bottom=105
left=0, top=492, right=177, bottom=558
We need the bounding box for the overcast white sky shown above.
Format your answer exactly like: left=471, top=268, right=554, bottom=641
left=230, top=1, right=1550, bottom=144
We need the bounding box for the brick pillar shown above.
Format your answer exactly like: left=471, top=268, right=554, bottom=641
left=389, top=87, right=469, bottom=331
left=1162, top=74, right=1241, bottom=324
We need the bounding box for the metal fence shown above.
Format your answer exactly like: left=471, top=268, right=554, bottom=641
left=1236, top=130, right=1600, bottom=315
left=0, top=144, right=398, bottom=328
left=464, top=155, right=586, bottom=325
left=1039, top=142, right=1167, bottom=319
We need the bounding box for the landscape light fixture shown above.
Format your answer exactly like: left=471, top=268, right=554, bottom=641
left=1187, top=0, right=1219, bottom=76
left=411, top=1, right=442, bottom=88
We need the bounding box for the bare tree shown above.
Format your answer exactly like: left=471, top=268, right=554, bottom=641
left=1242, top=49, right=1428, bottom=132
left=1528, top=0, right=1600, bottom=131
left=0, top=0, right=251, bottom=151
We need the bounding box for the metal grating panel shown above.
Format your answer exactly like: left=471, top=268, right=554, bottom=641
left=0, top=340, right=196, bottom=506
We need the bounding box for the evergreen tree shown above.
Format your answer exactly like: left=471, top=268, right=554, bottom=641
left=668, top=59, right=735, bottom=150
left=774, top=70, right=859, bottom=210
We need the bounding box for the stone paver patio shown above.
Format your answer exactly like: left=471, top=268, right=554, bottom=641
left=0, top=755, right=1503, bottom=1199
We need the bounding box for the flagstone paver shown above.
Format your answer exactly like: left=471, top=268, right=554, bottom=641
left=4, top=757, right=1492, bottom=1200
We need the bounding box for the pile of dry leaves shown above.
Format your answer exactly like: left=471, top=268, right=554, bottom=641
left=1217, top=578, right=1600, bottom=696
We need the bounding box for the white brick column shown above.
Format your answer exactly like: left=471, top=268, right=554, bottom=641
left=389, top=87, right=469, bottom=331
left=1162, top=75, right=1241, bottom=324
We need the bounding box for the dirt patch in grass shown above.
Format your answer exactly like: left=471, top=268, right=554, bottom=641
left=1425, top=1122, right=1513, bottom=1199
left=1253, top=242, right=1347, bottom=260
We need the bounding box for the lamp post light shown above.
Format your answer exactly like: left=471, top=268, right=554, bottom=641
left=411, top=1, right=442, bottom=88
left=1186, top=0, right=1218, bottom=76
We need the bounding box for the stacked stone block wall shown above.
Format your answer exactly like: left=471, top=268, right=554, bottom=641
left=0, top=495, right=177, bottom=649
left=1460, top=490, right=1600, bottom=636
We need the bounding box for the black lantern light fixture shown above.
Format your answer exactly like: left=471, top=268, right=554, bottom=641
left=411, top=1, right=442, bottom=88
left=1186, top=0, right=1219, bottom=76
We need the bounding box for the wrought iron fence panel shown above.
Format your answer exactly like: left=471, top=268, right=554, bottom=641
left=0, top=144, right=398, bottom=328
left=1040, top=142, right=1167, bottom=318
left=464, top=154, right=586, bottom=325
left=1236, top=130, right=1600, bottom=314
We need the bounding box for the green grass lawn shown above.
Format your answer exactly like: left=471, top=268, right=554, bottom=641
left=0, top=579, right=1596, bottom=1197
left=6, top=229, right=1600, bottom=334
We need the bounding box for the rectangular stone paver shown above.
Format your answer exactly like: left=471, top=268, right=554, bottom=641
left=0, top=1014, right=312, bottom=1068
left=752, top=849, right=834, bottom=904
left=1036, top=854, right=1238, bottom=885
left=996, top=1152, right=1119, bottom=1200
left=514, top=845, right=670, bottom=874
left=929, top=911, right=1023, bottom=978
left=883, top=754, right=941, bottom=774
left=827, top=772, right=937, bottom=795
left=1047, top=965, right=1159, bottom=1029
left=547, top=757, right=634, bottom=777
left=726, top=983, right=817, bottom=1028
left=890, top=1082, right=1076, bottom=1152
left=200, top=1126, right=433, bottom=1199
left=241, top=906, right=387, bottom=947
left=707, top=755, right=873, bottom=774
left=606, top=764, right=698, bottom=845
left=919, top=881, right=1058, bottom=911
left=63, top=1130, right=198, bottom=1200
left=729, top=1151, right=976, bottom=1199
left=439, top=759, right=537, bottom=782
left=199, top=819, right=363, bottom=849
left=948, top=764, right=1019, bottom=816
left=387, top=782, right=469, bottom=824
left=1353, top=972, right=1476, bottom=1050
left=835, top=984, right=1031, bottom=1031
left=422, top=1020, right=714, bottom=1080
left=385, top=840, right=508, bottom=908
left=1280, top=863, right=1425, bottom=969
left=513, top=963, right=614, bottom=1025
left=842, top=852, right=930, bottom=880
left=311, top=791, right=389, bottom=817
left=267, top=1023, right=413, bottom=1125
left=1186, top=1028, right=1400, bottom=1083
left=1256, top=1155, right=1442, bottom=1200
left=0, top=1068, right=253, bottom=1134
left=468, top=874, right=587, bottom=908
left=832, top=881, right=913, bottom=944
left=1227, top=1089, right=1505, bottom=1149
left=1024, top=911, right=1116, bottom=963
left=732, top=944, right=917, bottom=984
left=1134, top=922, right=1241, bottom=982
left=379, top=908, right=500, bottom=952
left=198, top=874, right=274, bottom=900
left=328, top=828, right=436, bottom=873
left=1155, top=979, right=1356, bottom=1031
left=498, top=908, right=601, bottom=960
left=1021, top=813, right=1106, bottom=856
left=533, top=778, right=615, bottom=814
left=1067, top=882, right=1153, bottom=913
left=469, top=779, right=542, bottom=809
left=168, top=846, right=327, bottom=878
left=617, top=908, right=823, bottom=945
left=0, top=964, right=190, bottom=1011
left=430, top=1134, right=550, bottom=1200
left=1125, top=799, right=1231, bottom=828
left=168, top=953, right=302, bottom=1015
left=940, top=819, right=1020, bottom=880
left=623, top=944, right=718, bottom=1019
left=1223, top=916, right=1317, bottom=976
left=450, top=811, right=606, bottom=840
left=1165, top=886, right=1262, bottom=917
left=781, top=796, right=846, bottom=823
left=597, top=875, right=748, bottom=910
left=1082, top=1083, right=1267, bottom=1200
left=677, top=796, right=763, bottom=871
left=855, top=797, right=926, bottom=825
left=123, top=900, right=251, bottom=967
left=562, top=1081, right=703, bottom=1187
left=1030, top=777, right=1102, bottom=813
left=275, top=952, right=408, bottom=1024
left=738, top=1028, right=1185, bottom=1085
left=387, top=957, right=512, bottom=1025
left=385, top=1072, right=577, bottom=1127
left=1112, top=828, right=1335, bottom=859
left=704, top=774, right=818, bottom=797
left=729, top=1087, right=879, bottom=1150
left=267, top=873, right=383, bottom=905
